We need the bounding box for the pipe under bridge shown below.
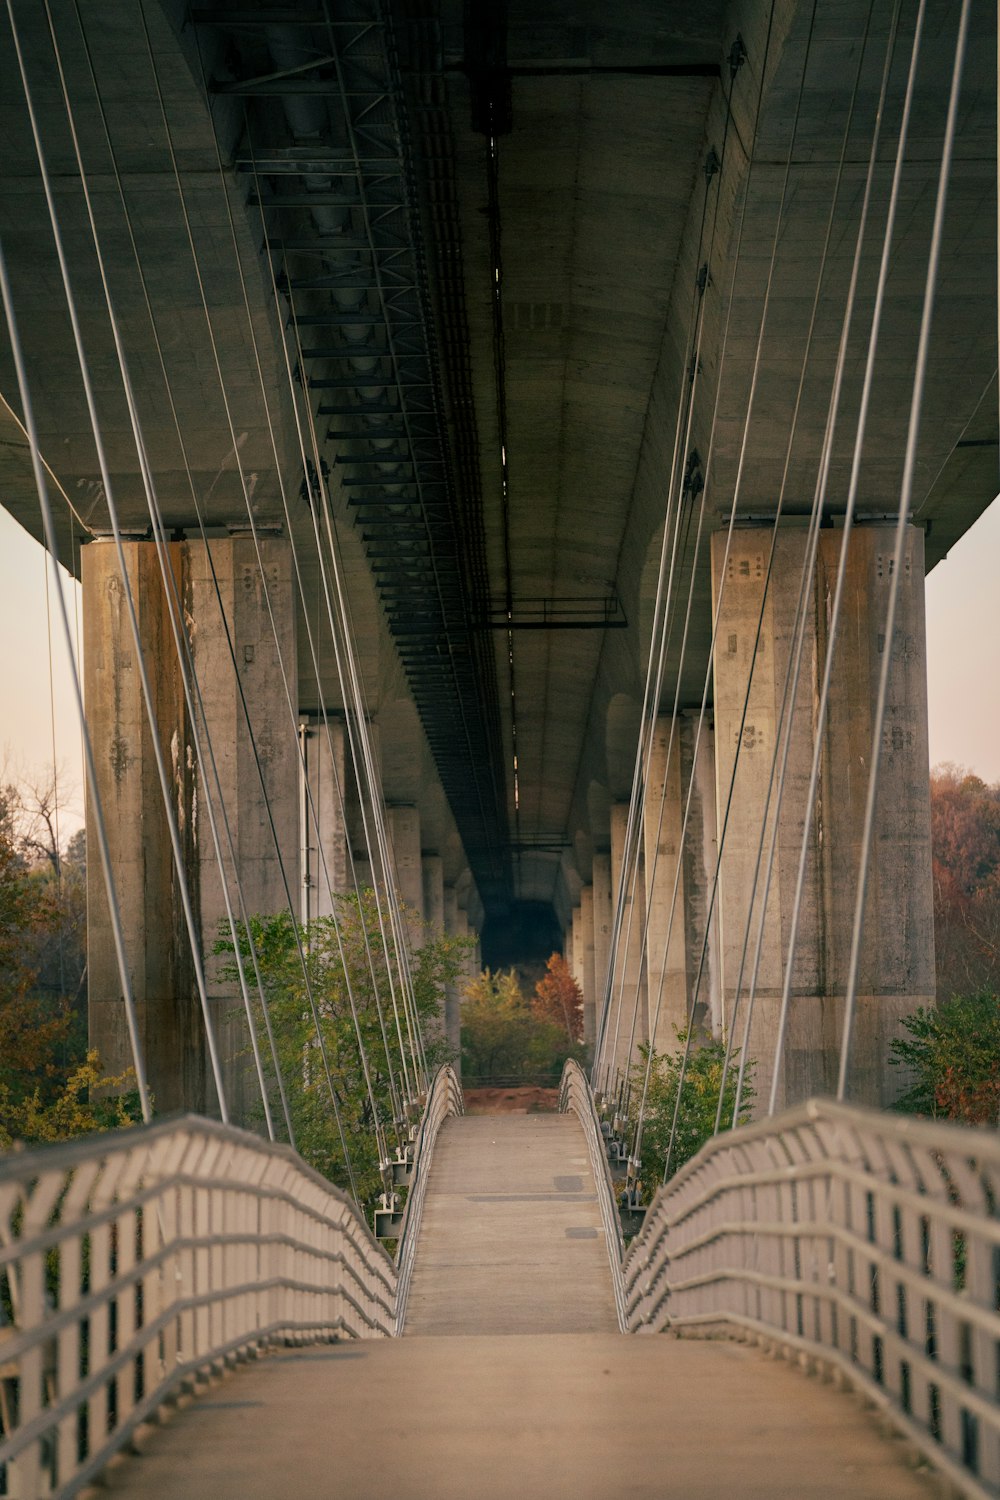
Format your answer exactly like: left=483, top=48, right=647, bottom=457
left=2, top=1065, right=999, bottom=1498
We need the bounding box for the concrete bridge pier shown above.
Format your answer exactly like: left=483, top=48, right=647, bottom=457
left=642, top=713, right=722, bottom=1058
left=83, top=532, right=299, bottom=1122
left=298, top=712, right=349, bottom=922
left=579, top=885, right=597, bottom=1051
left=442, top=883, right=463, bottom=1063
left=711, top=524, right=935, bottom=1112
left=386, top=804, right=423, bottom=946
left=603, top=803, right=648, bottom=1091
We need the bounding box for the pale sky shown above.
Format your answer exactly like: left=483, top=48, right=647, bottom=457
left=1, top=493, right=999, bottom=852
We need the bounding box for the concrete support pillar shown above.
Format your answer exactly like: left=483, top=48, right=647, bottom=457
left=679, top=712, right=722, bottom=1040
left=187, top=533, right=299, bottom=1123
left=603, top=803, right=647, bottom=1089
left=299, top=714, right=349, bottom=921
left=642, top=718, right=689, bottom=1053
left=579, top=886, right=597, bottom=1052
left=84, top=533, right=299, bottom=1125
left=591, top=851, right=612, bottom=1054
left=564, top=922, right=575, bottom=976
left=422, top=854, right=445, bottom=937
left=387, top=804, right=423, bottom=946
left=569, top=905, right=586, bottom=1046
left=84, top=539, right=202, bottom=1115
left=712, top=524, right=934, bottom=1112
left=420, top=853, right=446, bottom=1045
left=442, top=884, right=463, bottom=1063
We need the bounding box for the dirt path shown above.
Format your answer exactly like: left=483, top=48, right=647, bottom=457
left=462, top=1085, right=559, bottom=1114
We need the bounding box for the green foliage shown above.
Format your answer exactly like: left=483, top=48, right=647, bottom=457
left=461, top=965, right=586, bottom=1082
left=627, top=1031, right=755, bottom=1183
left=890, top=992, right=1000, bottom=1124
left=216, top=890, right=466, bottom=1212
left=0, top=1051, right=143, bottom=1149
left=1, top=784, right=111, bottom=1145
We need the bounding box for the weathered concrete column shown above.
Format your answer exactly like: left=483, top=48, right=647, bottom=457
left=83, top=538, right=203, bottom=1115
left=442, top=884, right=463, bottom=1063
left=712, top=524, right=934, bottom=1112
left=570, top=906, right=585, bottom=999
left=387, top=804, right=423, bottom=946
left=642, top=718, right=689, bottom=1053
left=84, top=532, right=299, bottom=1124
left=299, top=713, right=349, bottom=921
left=564, top=921, right=575, bottom=976
left=591, top=851, right=612, bottom=1053
left=421, top=853, right=446, bottom=1044
left=422, top=854, right=445, bottom=937
left=579, top=885, right=597, bottom=1052
left=188, top=533, right=299, bottom=1124
left=679, top=712, right=722, bottom=1039
left=603, top=803, right=647, bottom=1089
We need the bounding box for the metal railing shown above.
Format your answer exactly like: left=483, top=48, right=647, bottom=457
left=624, top=1099, right=1000, bottom=1499
left=559, top=1061, right=627, bottom=1329
left=394, top=1064, right=464, bottom=1333
left=0, top=1115, right=396, bottom=1499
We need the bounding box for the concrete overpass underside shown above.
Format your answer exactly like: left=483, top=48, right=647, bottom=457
left=0, top=0, right=995, bottom=1109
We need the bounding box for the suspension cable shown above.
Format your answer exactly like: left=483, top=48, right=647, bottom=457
left=769, top=0, right=930, bottom=1114
left=0, top=233, right=152, bottom=1120
left=12, top=0, right=230, bottom=1121
left=837, top=0, right=970, bottom=1100
left=592, top=63, right=739, bottom=1091
left=714, top=0, right=898, bottom=1133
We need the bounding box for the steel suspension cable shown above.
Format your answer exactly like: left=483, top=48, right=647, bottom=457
left=614, top=0, right=792, bottom=1179
left=231, top=101, right=429, bottom=1102
left=181, top=28, right=418, bottom=1124
left=837, top=0, right=970, bottom=1100
left=769, top=0, right=930, bottom=1114
left=592, top=66, right=741, bottom=1090
left=0, top=232, right=152, bottom=1122
left=713, top=0, right=897, bottom=1134
left=144, top=6, right=420, bottom=1143
left=11, top=0, right=230, bottom=1121
left=46, top=0, right=286, bottom=1142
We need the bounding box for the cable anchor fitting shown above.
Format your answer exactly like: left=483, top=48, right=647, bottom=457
left=729, top=34, right=747, bottom=79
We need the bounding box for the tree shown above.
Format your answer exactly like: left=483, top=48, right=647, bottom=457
left=929, top=767, right=1000, bottom=999
left=0, top=783, right=133, bottom=1144
left=625, top=1031, right=755, bottom=1185
left=216, top=891, right=466, bottom=1213
left=532, top=952, right=583, bottom=1043
left=460, top=966, right=585, bottom=1082
left=890, top=992, right=1000, bottom=1125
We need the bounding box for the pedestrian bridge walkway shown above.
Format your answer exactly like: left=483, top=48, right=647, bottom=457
left=92, top=1110, right=937, bottom=1500
left=1, top=1065, right=995, bottom=1498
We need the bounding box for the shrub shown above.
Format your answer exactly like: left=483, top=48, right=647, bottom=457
left=890, top=992, right=1000, bottom=1124
left=626, top=1030, right=755, bottom=1184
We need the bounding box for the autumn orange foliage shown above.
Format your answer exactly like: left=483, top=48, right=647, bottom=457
left=531, top=953, right=584, bottom=1043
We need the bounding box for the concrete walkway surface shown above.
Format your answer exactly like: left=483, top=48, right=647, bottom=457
left=403, top=1113, right=619, bottom=1334
left=102, top=1334, right=941, bottom=1499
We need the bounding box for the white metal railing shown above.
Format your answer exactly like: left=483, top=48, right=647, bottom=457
left=394, top=1064, right=463, bottom=1333
left=624, top=1099, right=1000, bottom=1499
left=559, top=1060, right=627, bottom=1329
left=0, top=1115, right=396, bottom=1499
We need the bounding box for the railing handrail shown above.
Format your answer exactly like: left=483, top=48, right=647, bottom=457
left=559, top=1059, right=627, bottom=1330
left=624, top=1095, right=1000, bottom=1500
left=0, top=1112, right=399, bottom=1499
left=394, top=1063, right=464, bottom=1333
left=0, top=1110, right=392, bottom=1263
